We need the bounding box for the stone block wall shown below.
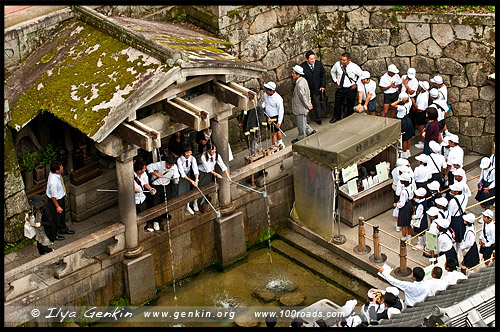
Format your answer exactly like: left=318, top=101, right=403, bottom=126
left=186, top=5, right=495, bottom=155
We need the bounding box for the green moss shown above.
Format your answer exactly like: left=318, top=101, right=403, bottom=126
left=4, top=237, right=35, bottom=255
left=8, top=21, right=165, bottom=137
left=167, top=44, right=227, bottom=54
left=226, top=6, right=255, bottom=20
left=255, top=225, right=277, bottom=244
left=4, top=127, right=20, bottom=175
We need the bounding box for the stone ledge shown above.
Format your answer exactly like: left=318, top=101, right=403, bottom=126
left=396, top=12, right=495, bottom=25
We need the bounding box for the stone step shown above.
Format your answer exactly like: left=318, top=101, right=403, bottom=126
left=273, top=229, right=389, bottom=296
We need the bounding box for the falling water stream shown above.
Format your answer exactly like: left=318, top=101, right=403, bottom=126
left=163, top=183, right=177, bottom=302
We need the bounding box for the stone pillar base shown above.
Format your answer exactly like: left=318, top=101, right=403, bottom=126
left=123, top=253, right=156, bottom=305
left=124, top=245, right=144, bottom=259
left=214, top=211, right=246, bottom=267
left=219, top=202, right=236, bottom=217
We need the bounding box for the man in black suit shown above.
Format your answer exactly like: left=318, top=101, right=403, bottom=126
left=301, top=50, right=326, bottom=125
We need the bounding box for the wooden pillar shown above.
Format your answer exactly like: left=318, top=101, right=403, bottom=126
left=394, top=237, right=412, bottom=277
left=354, top=216, right=371, bottom=254
left=211, top=108, right=232, bottom=213
left=369, top=225, right=387, bottom=263
left=115, top=146, right=143, bottom=258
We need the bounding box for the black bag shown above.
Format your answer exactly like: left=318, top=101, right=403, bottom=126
left=318, top=90, right=331, bottom=118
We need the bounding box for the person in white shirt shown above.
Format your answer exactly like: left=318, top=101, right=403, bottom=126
left=414, top=81, right=430, bottom=149
left=262, top=81, right=285, bottom=148
left=432, top=218, right=458, bottom=261
left=422, top=266, right=448, bottom=296
left=134, top=159, right=156, bottom=214
left=393, top=92, right=414, bottom=158
left=460, top=213, right=480, bottom=269
left=428, top=141, right=447, bottom=187
left=428, top=88, right=449, bottom=136
left=475, top=157, right=495, bottom=209
left=330, top=52, right=362, bottom=123
left=426, top=206, right=441, bottom=235
left=356, top=70, right=377, bottom=115
left=445, top=134, right=464, bottom=187
left=447, top=183, right=468, bottom=258
left=440, top=136, right=451, bottom=160
left=147, top=154, right=180, bottom=205
left=412, top=187, right=428, bottom=250
left=196, top=143, right=231, bottom=208
left=435, top=197, right=450, bottom=228
left=395, top=172, right=414, bottom=239
left=177, top=144, right=200, bottom=215
left=453, top=168, right=471, bottom=198
left=426, top=181, right=442, bottom=209
left=478, top=209, right=495, bottom=265
left=379, top=64, right=402, bottom=118
left=378, top=266, right=430, bottom=308
left=46, top=160, right=75, bottom=236
left=442, top=257, right=467, bottom=285
left=430, top=75, right=447, bottom=104
left=414, top=154, right=431, bottom=189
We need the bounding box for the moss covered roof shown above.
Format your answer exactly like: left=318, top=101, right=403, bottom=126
left=7, top=19, right=170, bottom=140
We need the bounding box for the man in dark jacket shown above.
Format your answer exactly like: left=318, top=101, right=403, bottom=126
left=238, top=91, right=265, bottom=155
left=301, top=50, right=326, bottom=125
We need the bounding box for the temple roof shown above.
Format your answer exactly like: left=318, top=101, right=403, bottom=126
left=6, top=10, right=264, bottom=143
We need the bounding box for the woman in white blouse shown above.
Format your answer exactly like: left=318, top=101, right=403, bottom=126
left=196, top=143, right=231, bottom=208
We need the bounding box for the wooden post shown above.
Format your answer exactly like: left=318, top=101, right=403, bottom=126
left=353, top=216, right=371, bottom=254
left=369, top=225, right=387, bottom=262
left=394, top=237, right=412, bottom=276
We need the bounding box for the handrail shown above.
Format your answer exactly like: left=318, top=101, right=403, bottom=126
left=364, top=235, right=428, bottom=267
left=364, top=220, right=401, bottom=241
left=5, top=222, right=125, bottom=284
left=465, top=253, right=495, bottom=273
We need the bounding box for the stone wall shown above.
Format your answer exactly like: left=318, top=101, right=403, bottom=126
left=4, top=127, right=31, bottom=242
left=182, top=5, right=495, bottom=155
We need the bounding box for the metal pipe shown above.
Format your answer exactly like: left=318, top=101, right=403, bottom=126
left=230, top=180, right=266, bottom=196
left=194, top=185, right=220, bottom=218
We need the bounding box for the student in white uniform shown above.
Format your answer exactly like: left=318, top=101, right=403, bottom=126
left=414, top=81, right=430, bottom=149
left=430, top=75, right=447, bottom=103
left=393, top=92, right=414, bottom=158
left=426, top=180, right=442, bottom=209
left=433, top=218, right=458, bottom=261
left=428, top=88, right=449, bottom=135
left=475, top=157, right=495, bottom=209
left=262, top=81, right=285, bottom=147
left=447, top=183, right=468, bottom=259
left=378, top=266, right=430, bottom=308
left=177, top=144, right=200, bottom=215
left=356, top=70, right=377, bottom=115
left=445, top=134, right=463, bottom=187
left=412, top=187, right=428, bottom=250
left=435, top=197, right=450, bottom=228
left=414, top=154, right=431, bottom=189
left=442, top=257, right=467, bottom=286
left=453, top=168, right=471, bottom=198
left=478, top=209, right=495, bottom=266
left=196, top=143, right=231, bottom=208
left=426, top=206, right=441, bottom=235
left=422, top=266, right=448, bottom=296
left=147, top=155, right=180, bottom=205
left=428, top=141, right=447, bottom=187
left=379, top=64, right=402, bottom=118
left=395, top=172, right=414, bottom=240
left=460, top=213, right=480, bottom=269
left=134, top=159, right=156, bottom=214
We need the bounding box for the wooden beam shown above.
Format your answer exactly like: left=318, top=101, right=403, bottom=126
left=131, top=120, right=161, bottom=149
left=163, top=97, right=209, bottom=131
left=213, top=80, right=256, bottom=111
left=142, top=75, right=216, bottom=108
left=230, top=145, right=293, bottom=182
left=115, top=122, right=153, bottom=151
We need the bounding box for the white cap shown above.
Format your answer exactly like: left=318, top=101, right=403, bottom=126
left=292, top=65, right=304, bottom=76
left=427, top=181, right=440, bottom=191
left=448, top=134, right=459, bottom=144
left=398, top=165, right=411, bottom=174
left=430, top=75, right=443, bottom=85
left=385, top=286, right=400, bottom=297
left=427, top=206, right=440, bottom=216
left=429, top=140, right=441, bottom=153
left=435, top=218, right=448, bottom=228
left=340, top=299, right=358, bottom=317
left=453, top=168, right=466, bottom=178
left=463, top=213, right=475, bottom=224
left=398, top=92, right=409, bottom=100
left=415, top=187, right=427, bottom=197
left=399, top=172, right=411, bottom=182
left=435, top=197, right=448, bottom=207
left=419, top=81, right=430, bottom=91
left=415, top=154, right=429, bottom=163
left=367, top=288, right=379, bottom=299
left=480, top=157, right=491, bottom=169
left=264, top=81, right=276, bottom=91
left=429, top=88, right=439, bottom=98
left=396, top=158, right=409, bottom=167
left=449, top=183, right=463, bottom=192
left=361, top=70, right=371, bottom=79
left=482, top=209, right=494, bottom=219
left=407, top=68, right=416, bottom=79
left=388, top=64, right=399, bottom=73
left=441, top=137, right=450, bottom=147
